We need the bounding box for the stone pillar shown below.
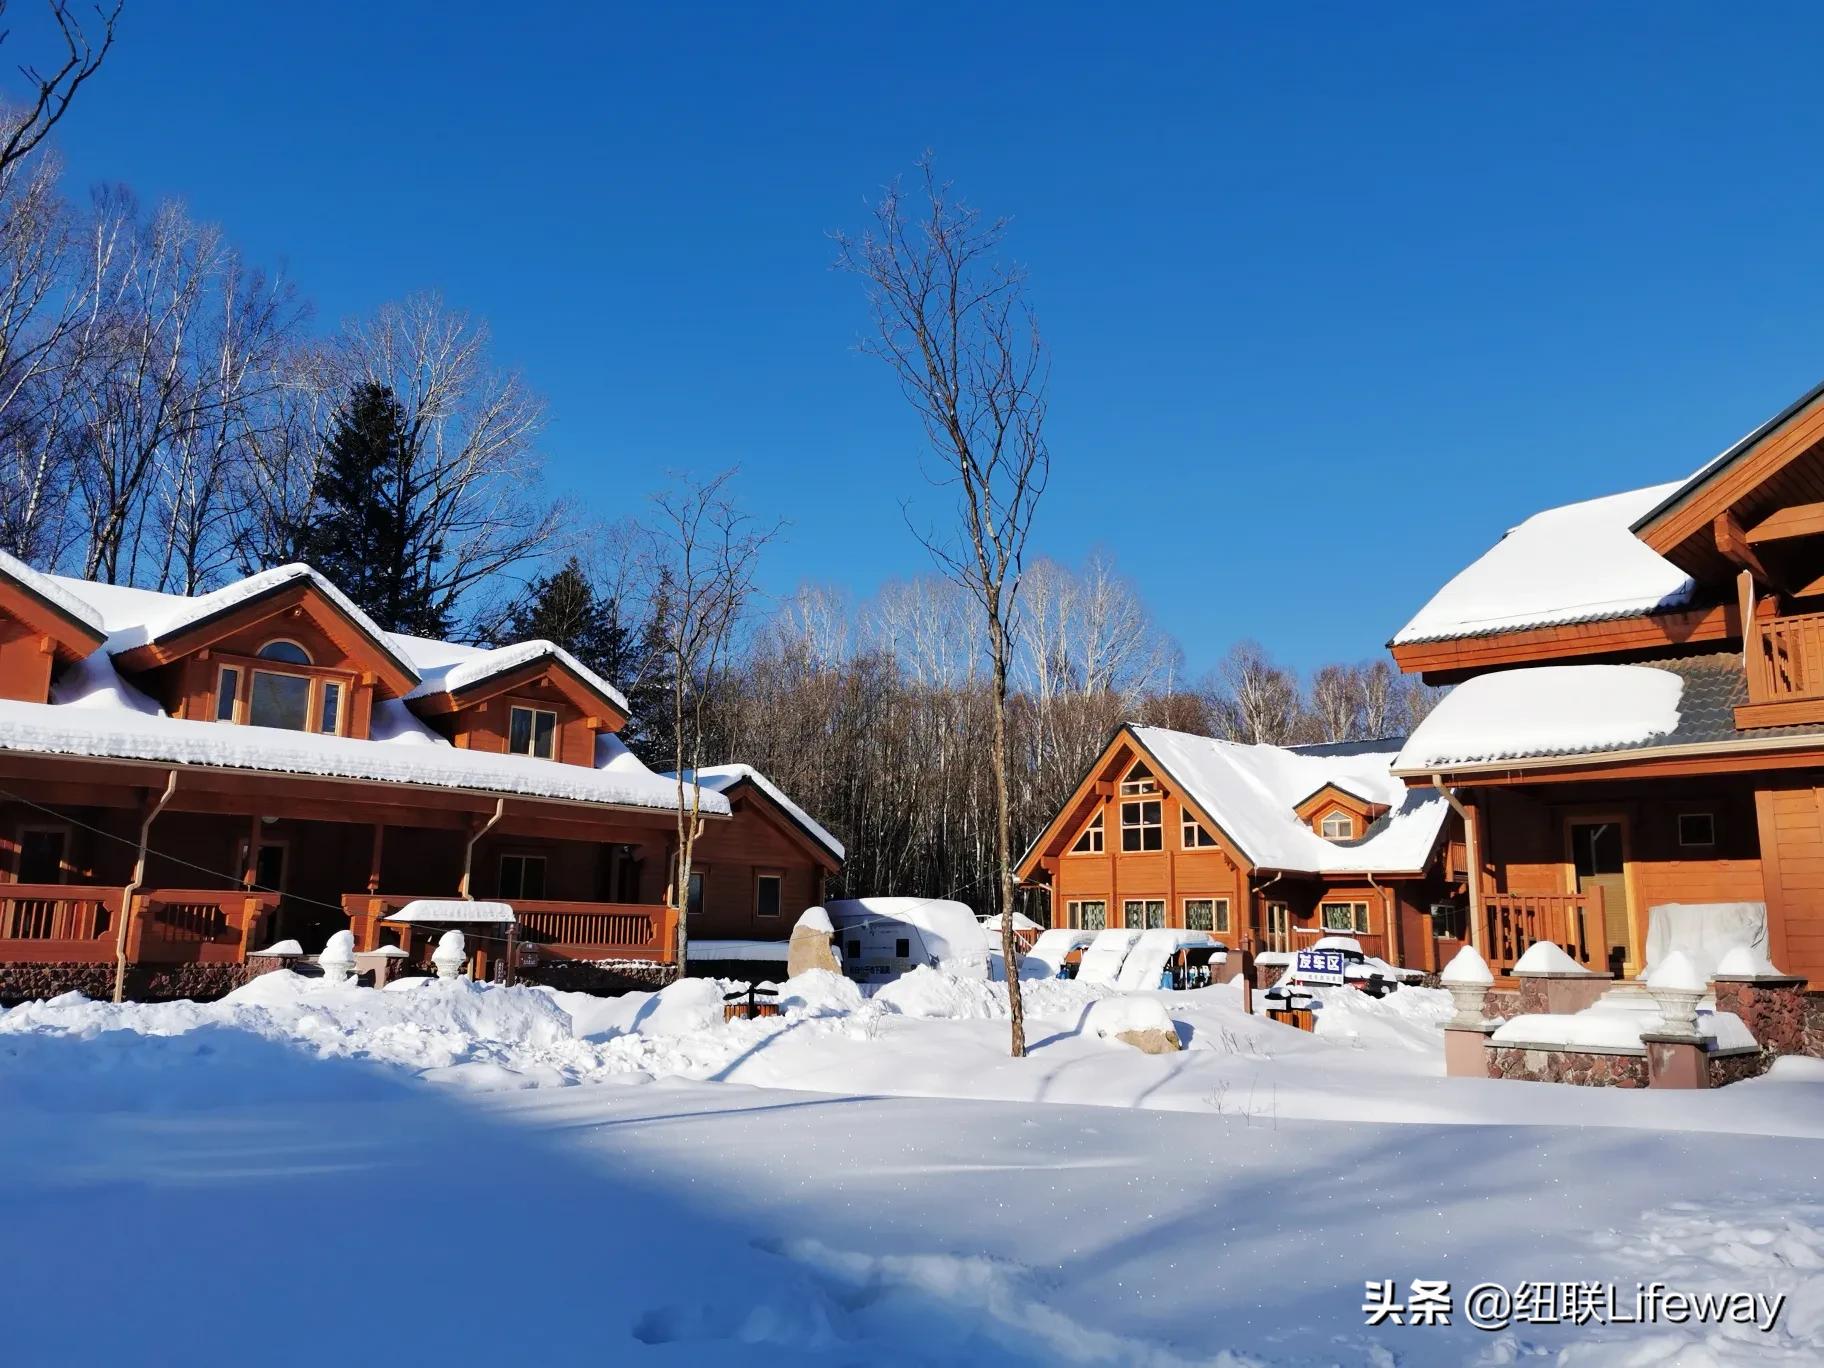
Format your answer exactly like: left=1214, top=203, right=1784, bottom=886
left=1440, top=943, right=1496, bottom=1080
left=1642, top=1033, right=1710, bottom=1089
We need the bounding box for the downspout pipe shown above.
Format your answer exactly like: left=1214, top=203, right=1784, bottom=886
left=1366, top=870, right=1398, bottom=967
left=458, top=797, right=507, bottom=900
left=115, top=770, right=179, bottom=1004
left=1431, top=774, right=1484, bottom=956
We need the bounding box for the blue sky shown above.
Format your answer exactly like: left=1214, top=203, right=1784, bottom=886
left=17, top=2, right=1824, bottom=674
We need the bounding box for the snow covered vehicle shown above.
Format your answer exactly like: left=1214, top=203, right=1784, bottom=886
left=819, top=897, right=991, bottom=983
left=1268, top=935, right=1420, bottom=1000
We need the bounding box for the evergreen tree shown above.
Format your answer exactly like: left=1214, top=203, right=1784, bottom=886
left=499, top=556, right=633, bottom=679
left=302, top=382, right=449, bottom=637
left=624, top=567, right=678, bottom=761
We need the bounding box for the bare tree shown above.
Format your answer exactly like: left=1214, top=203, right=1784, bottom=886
left=1208, top=640, right=1303, bottom=745
left=0, top=1, right=120, bottom=179
left=1307, top=663, right=1364, bottom=743
left=644, top=469, right=778, bottom=974
left=837, top=156, right=1048, bottom=1058
left=336, top=292, right=564, bottom=626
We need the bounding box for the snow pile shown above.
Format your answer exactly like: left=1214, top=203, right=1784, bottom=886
left=48, top=650, right=162, bottom=715
left=873, top=966, right=1004, bottom=1019
left=795, top=905, right=835, bottom=935
left=1393, top=481, right=1694, bottom=644
left=1512, top=940, right=1594, bottom=975
left=1082, top=996, right=1177, bottom=1042
left=777, top=970, right=866, bottom=1018
left=1717, top=943, right=1783, bottom=977
left=1395, top=664, right=1684, bottom=767
left=1310, top=983, right=1453, bottom=1052
left=1440, top=944, right=1493, bottom=985
left=1647, top=949, right=1705, bottom=993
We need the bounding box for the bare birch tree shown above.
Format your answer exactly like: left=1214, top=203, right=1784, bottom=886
left=644, top=469, right=777, bottom=974
left=0, top=1, right=120, bottom=179
left=1208, top=640, right=1303, bottom=744
left=837, top=156, right=1048, bottom=1057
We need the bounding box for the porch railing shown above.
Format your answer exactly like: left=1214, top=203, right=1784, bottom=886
left=0, top=884, right=121, bottom=962
left=0, top=885, right=273, bottom=964
left=347, top=894, right=679, bottom=963
left=1482, top=889, right=1603, bottom=975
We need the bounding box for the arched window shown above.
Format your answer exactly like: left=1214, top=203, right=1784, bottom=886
left=1320, top=811, right=1354, bottom=840
left=258, top=639, right=312, bottom=665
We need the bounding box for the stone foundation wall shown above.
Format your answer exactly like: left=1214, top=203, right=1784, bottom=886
left=1805, top=992, right=1824, bottom=1058
left=516, top=958, right=676, bottom=996
left=0, top=961, right=249, bottom=1006
left=1485, top=987, right=1521, bottom=1020
left=1713, top=979, right=1811, bottom=1057
left=1707, top=1050, right=1768, bottom=1088
left=1485, top=1044, right=1648, bottom=1087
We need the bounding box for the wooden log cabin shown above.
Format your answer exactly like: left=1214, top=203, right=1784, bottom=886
left=1016, top=724, right=1462, bottom=971
left=1389, top=377, right=1824, bottom=984
left=0, top=554, right=841, bottom=1002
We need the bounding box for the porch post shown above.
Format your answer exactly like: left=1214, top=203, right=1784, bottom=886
left=114, top=771, right=179, bottom=1004
left=1463, top=795, right=1486, bottom=957
left=366, top=823, right=385, bottom=895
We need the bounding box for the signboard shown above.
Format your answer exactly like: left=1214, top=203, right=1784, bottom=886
left=1294, top=947, right=1347, bottom=985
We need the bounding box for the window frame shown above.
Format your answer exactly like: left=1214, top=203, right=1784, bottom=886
left=1066, top=899, right=1107, bottom=930
left=497, top=852, right=548, bottom=901
left=215, top=664, right=241, bottom=722
left=1120, top=798, right=1164, bottom=852
left=1118, top=760, right=1159, bottom=797
left=1677, top=812, right=1715, bottom=848
left=256, top=637, right=313, bottom=665
left=508, top=703, right=559, bottom=760
left=213, top=648, right=354, bottom=735
left=1319, top=810, right=1355, bottom=840
left=1123, top=898, right=1165, bottom=930
left=1069, top=811, right=1105, bottom=854
left=1182, top=897, right=1230, bottom=933
left=754, top=869, right=784, bottom=919
left=1319, top=901, right=1371, bottom=934
left=1181, top=811, right=1217, bottom=849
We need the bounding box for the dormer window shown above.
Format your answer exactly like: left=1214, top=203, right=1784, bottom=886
left=1070, top=812, right=1104, bottom=854
left=508, top=704, right=558, bottom=759
left=1320, top=811, right=1354, bottom=840
left=215, top=640, right=348, bottom=735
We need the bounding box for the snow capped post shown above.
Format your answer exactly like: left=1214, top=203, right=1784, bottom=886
left=1439, top=944, right=1496, bottom=1079
left=1645, top=951, right=1704, bottom=1036
left=319, top=930, right=357, bottom=986
left=432, top=929, right=467, bottom=980
left=1642, top=951, right=1711, bottom=1090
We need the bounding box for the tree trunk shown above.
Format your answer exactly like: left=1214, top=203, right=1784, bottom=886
left=988, top=616, right=1026, bottom=1058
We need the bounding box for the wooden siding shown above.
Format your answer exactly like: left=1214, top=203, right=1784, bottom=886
left=1752, top=779, right=1824, bottom=982
left=1389, top=603, right=1734, bottom=684
left=0, top=616, right=54, bottom=703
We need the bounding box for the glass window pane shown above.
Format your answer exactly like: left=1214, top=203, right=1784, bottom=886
left=533, top=709, right=556, bottom=759
left=523, top=858, right=546, bottom=899
left=319, top=682, right=342, bottom=734
left=1185, top=900, right=1213, bottom=931
left=258, top=640, right=311, bottom=664
left=216, top=667, right=239, bottom=721
left=249, top=671, right=310, bottom=730
left=509, top=708, right=533, bottom=755
left=1146, top=901, right=1165, bottom=929
left=1084, top=902, right=1105, bottom=930
left=757, top=875, right=782, bottom=918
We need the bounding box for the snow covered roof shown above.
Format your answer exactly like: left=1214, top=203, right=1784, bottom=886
left=1393, top=651, right=1824, bottom=771
left=404, top=637, right=630, bottom=716
left=673, top=764, right=845, bottom=862
left=0, top=662, right=726, bottom=818
left=0, top=548, right=105, bottom=638
left=1391, top=483, right=1696, bottom=645
left=1128, top=726, right=1450, bottom=875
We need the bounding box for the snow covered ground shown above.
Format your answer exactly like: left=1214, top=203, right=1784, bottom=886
left=4, top=970, right=1823, bottom=1364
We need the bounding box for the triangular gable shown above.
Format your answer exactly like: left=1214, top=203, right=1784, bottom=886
left=701, top=771, right=843, bottom=870
left=0, top=550, right=105, bottom=663
left=1632, top=377, right=1824, bottom=590
left=1291, top=781, right=1388, bottom=824
left=1014, top=725, right=1253, bottom=880
left=406, top=641, right=629, bottom=731
left=110, top=565, right=419, bottom=697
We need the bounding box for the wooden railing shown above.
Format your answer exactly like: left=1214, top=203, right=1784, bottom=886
left=1482, top=889, right=1602, bottom=975
left=135, top=890, right=279, bottom=963
left=1756, top=610, right=1824, bottom=702
left=0, top=885, right=273, bottom=964
left=348, top=894, right=679, bottom=963
left=0, top=884, right=121, bottom=962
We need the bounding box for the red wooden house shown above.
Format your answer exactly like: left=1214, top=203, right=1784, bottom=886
left=0, top=554, right=841, bottom=1002
left=1016, top=724, right=1461, bottom=971
left=1390, top=377, right=1824, bottom=985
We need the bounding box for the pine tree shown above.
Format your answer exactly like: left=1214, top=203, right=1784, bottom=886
left=302, top=382, right=449, bottom=637
left=499, top=556, right=633, bottom=679
left=624, top=566, right=678, bottom=761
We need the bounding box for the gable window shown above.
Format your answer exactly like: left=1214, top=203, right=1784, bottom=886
left=1070, top=812, right=1105, bottom=854
left=755, top=872, right=783, bottom=919
left=318, top=681, right=343, bottom=735
left=1678, top=812, right=1715, bottom=848
left=498, top=853, right=547, bottom=900
left=1121, top=799, right=1163, bottom=851
left=1120, top=762, right=1159, bottom=796
left=1183, top=898, right=1230, bottom=933
left=1182, top=813, right=1217, bottom=849
left=258, top=639, right=312, bottom=665
left=508, top=705, right=558, bottom=759
left=1067, top=899, right=1106, bottom=930
left=1124, top=899, right=1165, bottom=929
left=1320, top=901, right=1370, bottom=934
left=1319, top=811, right=1354, bottom=840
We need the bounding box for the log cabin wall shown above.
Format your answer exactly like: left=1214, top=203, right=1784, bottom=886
left=0, top=618, right=54, bottom=703
left=1750, top=774, right=1824, bottom=982
left=691, top=794, right=826, bottom=939
left=442, top=686, right=598, bottom=767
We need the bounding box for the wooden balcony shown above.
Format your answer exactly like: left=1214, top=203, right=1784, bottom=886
left=345, top=894, right=679, bottom=964
left=1740, top=608, right=1824, bottom=725
left=0, top=885, right=276, bottom=964
left=1482, top=889, right=1603, bottom=976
